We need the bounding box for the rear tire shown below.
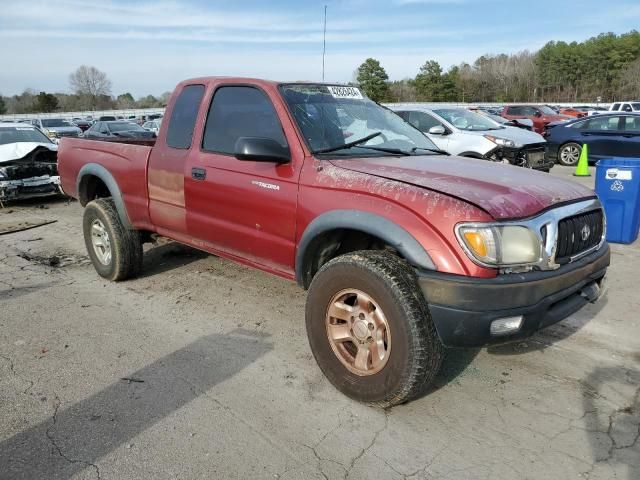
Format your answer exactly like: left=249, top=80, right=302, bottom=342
left=305, top=251, right=443, bottom=407
left=558, top=142, right=582, bottom=166
left=83, top=198, right=143, bottom=281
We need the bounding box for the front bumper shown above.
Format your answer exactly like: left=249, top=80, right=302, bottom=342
left=417, top=244, right=610, bottom=347
left=0, top=175, right=61, bottom=201
left=501, top=143, right=553, bottom=170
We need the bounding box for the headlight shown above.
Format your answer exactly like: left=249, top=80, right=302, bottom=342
left=457, top=224, right=541, bottom=267
left=484, top=135, right=517, bottom=148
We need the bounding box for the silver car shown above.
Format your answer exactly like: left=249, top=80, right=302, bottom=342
left=391, top=106, right=553, bottom=170
left=142, top=119, right=162, bottom=135
left=30, top=118, right=82, bottom=141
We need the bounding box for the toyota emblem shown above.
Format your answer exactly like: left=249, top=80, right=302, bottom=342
left=581, top=224, right=591, bottom=241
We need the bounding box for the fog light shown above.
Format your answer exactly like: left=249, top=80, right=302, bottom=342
left=490, top=316, right=523, bottom=336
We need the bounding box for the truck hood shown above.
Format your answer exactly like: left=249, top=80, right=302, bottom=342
left=460, top=126, right=544, bottom=145
left=0, top=142, right=57, bottom=164
left=330, top=155, right=594, bottom=220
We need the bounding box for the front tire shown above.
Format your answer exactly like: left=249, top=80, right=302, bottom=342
left=83, top=198, right=143, bottom=281
left=558, top=142, right=582, bottom=166
left=305, top=251, right=443, bottom=407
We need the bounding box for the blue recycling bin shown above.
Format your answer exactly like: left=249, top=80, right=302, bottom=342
left=595, top=158, right=640, bottom=244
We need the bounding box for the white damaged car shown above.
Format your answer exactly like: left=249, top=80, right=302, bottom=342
left=0, top=123, right=62, bottom=202
left=391, top=106, right=554, bottom=171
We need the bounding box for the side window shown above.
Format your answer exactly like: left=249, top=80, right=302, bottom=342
left=568, top=120, right=587, bottom=129
left=623, top=116, right=640, bottom=133
left=408, top=111, right=440, bottom=131
left=611, top=103, right=620, bottom=111
left=506, top=106, right=521, bottom=115
left=621, top=103, right=633, bottom=113
left=202, top=86, right=287, bottom=155
left=523, top=107, right=538, bottom=116
left=395, top=111, right=410, bottom=121
left=584, top=116, right=620, bottom=131
left=166, top=84, right=205, bottom=149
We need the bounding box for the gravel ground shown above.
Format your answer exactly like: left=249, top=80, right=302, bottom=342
left=0, top=165, right=638, bottom=480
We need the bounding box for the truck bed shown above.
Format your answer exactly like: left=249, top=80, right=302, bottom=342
left=57, top=137, right=153, bottom=228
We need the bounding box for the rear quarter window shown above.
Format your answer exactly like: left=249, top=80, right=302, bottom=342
left=166, top=84, right=205, bottom=149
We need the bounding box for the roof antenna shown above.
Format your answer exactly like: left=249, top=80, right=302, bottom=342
left=322, top=5, right=327, bottom=82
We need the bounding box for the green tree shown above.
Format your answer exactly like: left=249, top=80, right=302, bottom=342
left=415, top=60, right=443, bottom=101
left=34, top=92, right=59, bottom=113
left=0, top=95, right=6, bottom=115
left=356, top=58, right=390, bottom=102
left=137, top=94, right=161, bottom=108
left=440, top=66, right=460, bottom=101
left=117, top=92, right=136, bottom=108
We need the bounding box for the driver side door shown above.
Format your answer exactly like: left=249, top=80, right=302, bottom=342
left=184, top=85, right=300, bottom=276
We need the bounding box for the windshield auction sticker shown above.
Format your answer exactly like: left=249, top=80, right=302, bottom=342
left=327, top=86, right=364, bottom=99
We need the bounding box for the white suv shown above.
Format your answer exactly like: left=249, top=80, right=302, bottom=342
left=391, top=106, right=552, bottom=171
left=609, top=101, right=640, bottom=113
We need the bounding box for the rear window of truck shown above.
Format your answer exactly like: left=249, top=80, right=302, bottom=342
left=166, top=84, right=205, bottom=149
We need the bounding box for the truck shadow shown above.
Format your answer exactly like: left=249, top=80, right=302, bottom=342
left=429, top=347, right=481, bottom=392
left=582, top=363, right=640, bottom=480
left=0, top=328, right=272, bottom=480
left=139, top=241, right=209, bottom=278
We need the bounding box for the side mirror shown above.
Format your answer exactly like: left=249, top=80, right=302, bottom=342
left=234, top=137, right=291, bottom=164
left=428, top=125, right=446, bottom=135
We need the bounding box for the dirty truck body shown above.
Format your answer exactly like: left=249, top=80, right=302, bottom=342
left=58, top=78, right=609, bottom=407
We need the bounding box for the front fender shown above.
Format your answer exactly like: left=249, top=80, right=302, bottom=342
left=295, top=209, right=436, bottom=287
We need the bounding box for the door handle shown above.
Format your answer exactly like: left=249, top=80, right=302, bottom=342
left=191, top=167, right=206, bottom=180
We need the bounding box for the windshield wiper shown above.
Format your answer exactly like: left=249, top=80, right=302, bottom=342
left=410, top=147, right=450, bottom=155
left=356, top=145, right=411, bottom=155
left=312, top=131, right=382, bottom=154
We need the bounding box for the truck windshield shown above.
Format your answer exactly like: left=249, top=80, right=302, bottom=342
left=280, top=84, right=439, bottom=156
left=0, top=126, right=52, bottom=145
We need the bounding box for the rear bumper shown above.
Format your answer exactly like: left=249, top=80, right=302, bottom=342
left=417, top=244, right=610, bottom=347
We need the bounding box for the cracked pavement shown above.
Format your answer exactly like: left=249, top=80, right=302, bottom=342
left=1, top=167, right=639, bottom=480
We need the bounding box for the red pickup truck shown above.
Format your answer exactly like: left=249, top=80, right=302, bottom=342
left=59, top=78, right=609, bottom=407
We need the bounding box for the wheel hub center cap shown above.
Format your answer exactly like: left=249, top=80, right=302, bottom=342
left=353, top=320, right=369, bottom=340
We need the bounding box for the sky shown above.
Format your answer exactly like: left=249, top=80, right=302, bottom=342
left=1, top=0, right=640, bottom=97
